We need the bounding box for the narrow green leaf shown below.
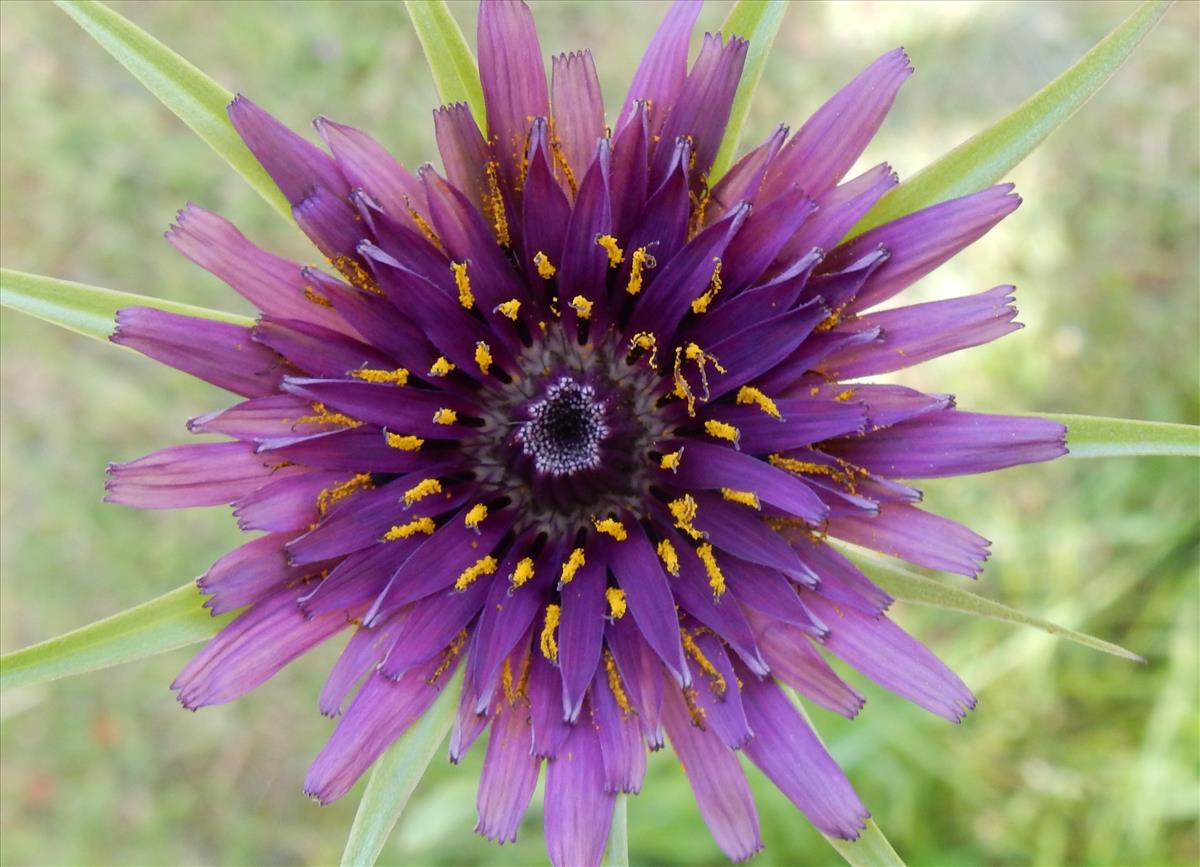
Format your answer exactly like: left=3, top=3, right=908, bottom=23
left=849, top=0, right=1172, bottom=237
left=840, top=545, right=1144, bottom=662
left=340, top=666, right=464, bottom=867
left=0, top=582, right=226, bottom=692
left=1052, top=413, right=1200, bottom=458
left=1, top=268, right=253, bottom=343
left=54, top=0, right=291, bottom=220
left=710, top=0, right=789, bottom=182
left=826, top=820, right=907, bottom=867
left=404, top=0, right=486, bottom=127
left=604, top=794, right=630, bottom=867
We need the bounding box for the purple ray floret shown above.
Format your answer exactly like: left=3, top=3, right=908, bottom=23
left=104, top=1, right=1067, bottom=863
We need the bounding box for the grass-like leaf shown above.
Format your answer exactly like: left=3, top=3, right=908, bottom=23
left=604, top=794, right=630, bottom=867
left=1, top=268, right=253, bottom=343
left=840, top=545, right=1144, bottom=662
left=1052, top=413, right=1200, bottom=458
left=710, top=0, right=789, bottom=182
left=0, top=582, right=226, bottom=692
left=849, top=0, right=1172, bottom=237
left=54, top=0, right=291, bottom=220
left=340, top=667, right=464, bottom=867
left=826, top=820, right=906, bottom=867
left=404, top=0, right=486, bottom=127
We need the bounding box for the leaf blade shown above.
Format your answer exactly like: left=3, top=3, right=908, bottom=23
left=340, top=666, right=464, bottom=867
left=1, top=267, right=253, bottom=343
left=604, top=793, right=630, bottom=867
left=839, top=545, right=1144, bottom=662
left=403, top=0, right=486, bottom=127
left=1053, top=413, right=1200, bottom=458
left=711, top=0, right=789, bottom=182
left=826, top=820, right=906, bottom=867
left=0, top=582, right=226, bottom=692
left=53, top=0, right=291, bottom=220
left=849, top=0, right=1172, bottom=237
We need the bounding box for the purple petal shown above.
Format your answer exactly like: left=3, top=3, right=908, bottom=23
left=297, top=540, right=412, bottom=620
left=319, top=617, right=404, bottom=717
left=708, top=124, right=789, bottom=216
left=314, top=116, right=425, bottom=229
left=606, top=613, right=666, bottom=748
left=607, top=526, right=689, bottom=687
left=827, top=503, right=990, bottom=577
left=232, top=469, right=350, bottom=532
left=557, top=555, right=607, bottom=723
left=551, top=50, right=606, bottom=192
left=617, top=0, right=701, bottom=136
left=747, top=611, right=865, bottom=718
left=703, top=299, right=828, bottom=399
left=281, top=377, right=475, bottom=438
left=520, top=116, right=573, bottom=294
left=105, top=441, right=293, bottom=509
left=590, top=663, right=646, bottom=794
left=253, top=316, right=394, bottom=378
left=544, top=714, right=614, bottom=867
left=378, top=579, right=490, bottom=681
left=609, top=101, right=649, bottom=241
left=187, top=394, right=319, bottom=440
left=784, top=163, right=898, bottom=255
left=476, top=701, right=542, bottom=843
left=433, top=103, right=492, bottom=218
left=557, top=139, right=613, bottom=326
left=686, top=628, right=752, bottom=750
left=718, top=184, right=817, bottom=293
left=257, top=427, right=455, bottom=475
left=529, top=648, right=572, bottom=759
left=672, top=442, right=828, bottom=524
left=681, top=494, right=815, bottom=584
left=703, top=397, right=867, bottom=453
left=197, top=532, right=300, bottom=615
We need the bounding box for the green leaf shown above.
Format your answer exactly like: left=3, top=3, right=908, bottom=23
left=849, top=0, right=1171, bottom=238
left=404, top=0, right=486, bottom=127
left=1, top=268, right=254, bottom=343
left=840, top=545, right=1144, bottom=662
left=340, top=666, right=464, bottom=867
left=826, top=820, right=906, bottom=867
left=710, top=0, right=789, bottom=182
left=0, top=582, right=226, bottom=692
left=1052, top=413, right=1200, bottom=459
left=604, top=794, right=630, bottom=867
left=54, top=0, right=291, bottom=220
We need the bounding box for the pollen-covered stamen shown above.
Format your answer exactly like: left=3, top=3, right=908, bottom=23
left=659, top=448, right=683, bottom=472
left=475, top=341, right=494, bottom=375
left=593, top=516, right=627, bottom=540
left=402, top=478, right=442, bottom=506
left=452, top=261, right=474, bottom=309
left=316, top=473, right=373, bottom=516
left=350, top=367, right=409, bottom=385
left=297, top=402, right=362, bottom=429
left=433, top=408, right=458, bottom=425
left=668, top=494, right=705, bottom=540
left=656, top=538, right=681, bottom=576
left=629, top=331, right=658, bottom=368
left=510, top=556, right=536, bottom=589
left=569, top=295, right=593, bottom=319
left=539, top=604, right=561, bottom=661
left=382, top=516, right=436, bottom=541
left=559, top=547, right=586, bottom=585
left=736, top=386, right=782, bottom=419
left=385, top=433, right=424, bottom=451
left=495, top=299, right=522, bottom=321
left=604, top=648, right=633, bottom=716
left=455, top=555, right=498, bottom=591
left=464, top=503, right=488, bottom=531
left=605, top=587, right=627, bottom=619
left=596, top=234, right=625, bottom=267
left=690, top=258, right=723, bottom=314
left=625, top=246, right=656, bottom=295
left=704, top=419, right=741, bottom=448
left=533, top=250, right=557, bottom=279
left=696, top=543, right=727, bottom=598
left=484, top=161, right=510, bottom=246
left=673, top=343, right=726, bottom=416
left=429, top=357, right=455, bottom=377
left=681, top=629, right=727, bottom=695
left=517, top=378, right=609, bottom=476
left=720, top=487, right=761, bottom=510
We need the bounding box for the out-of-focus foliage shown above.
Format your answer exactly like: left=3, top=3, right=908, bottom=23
left=0, top=2, right=1196, bottom=865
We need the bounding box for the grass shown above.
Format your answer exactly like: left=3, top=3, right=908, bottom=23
left=1, top=1, right=1197, bottom=865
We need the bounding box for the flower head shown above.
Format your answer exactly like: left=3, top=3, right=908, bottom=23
left=104, top=1, right=1066, bottom=863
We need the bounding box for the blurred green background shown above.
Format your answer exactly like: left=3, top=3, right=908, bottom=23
left=1, top=1, right=1197, bottom=865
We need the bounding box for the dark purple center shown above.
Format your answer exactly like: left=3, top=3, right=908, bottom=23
left=517, top=378, right=609, bottom=476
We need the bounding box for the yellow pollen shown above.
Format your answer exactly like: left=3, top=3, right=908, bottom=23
left=533, top=250, right=557, bottom=279
left=316, top=473, right=373, bottom=517
left=595, top=234, right=625, bottom=267
left=495, top=298, right=522, bottom=320
left=297, top=402, right=362, bottom=429
left=303, top=286, right=333, bottom=308
left=485, top=161, right=511, bottom=246
left=605, top=587, right=628, bottom=619
left=331, top=255, right=383, bottom=296
left=593, top=517, right=628, bottom=541
left=604, top=649, right=633, bottom=716
left=659, top=448, right=683, bottom=472
left=454, top=555, right=498, bottom=591
left=385, top=433, right=424, bottom=451
left=464, top=503, right=488, bottom=530
left=696, top=543, right=727, bottom=598
left=720, top=488, right=761, bottom=510
left=403, top=196, right=444, bottom=249
left=559, top=547, right=586, bottom=585
left=350, top=367, right=409, bottom=385
left=452, top=261, right=474, bottom=309
left=569, top=295, right=593, bottom=319
left=402, top=478, right=442, bottom=506
left=432, top=407, right=458, bottom=425
left=656, top=538, right=681, bottom=576
left=511, top=556, right=536, bottom=589
left=834, top=388, right=856, bottom=401
left=501, top=658, right=517, bottom=705
left=668, top=494, right=705, bottom=540
left=539, top=604, right=561, bottom=661
left=428, top=356, right=455, bottom=377
left=382, top=516, right=436, bottom=541
left=474, top=341, right=494, bottom=375
left=690, top=258, right=723, bottom=314
left=681, top=630, right=727, bottom=695
left=736, top=386, right=782, bottom=419
left=625, top=246, right=656, bottom=295
left=673, top=343, right=725, bottom=416
left=629, top=331, right=659, bottom=367
left=427, top=629, right=468, bottom=685
left=704, top=419, right=741, bottom=447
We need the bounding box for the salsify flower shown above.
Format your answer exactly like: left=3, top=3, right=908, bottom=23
left=101, top=1, right=1067, bottom=863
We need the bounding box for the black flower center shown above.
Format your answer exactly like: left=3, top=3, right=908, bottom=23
left=517, top=378, right=609, bottom=476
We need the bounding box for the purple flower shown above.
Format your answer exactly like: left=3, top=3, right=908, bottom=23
left=104, top=1, right=1067, bottom=863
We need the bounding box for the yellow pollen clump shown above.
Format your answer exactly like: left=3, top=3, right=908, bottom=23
left=303, top=286, right=333, bottom=308
left=539, top=604, right=561, bottom=661
left=629, top=331, right=658, bottom=367
left=452, top=261, right=474, bottom=309
left=604, top=649, right=633, bottom=716
left=704, top=419, right=741, bottom=447
left=385, top=433, right=424, bottom=451
left=605, top=587, right=628, bottom=619
left=382, top=516, right=436, bottom=541
left=402, top=478, right=442, bottom=506
left=510, top=557, right=536, bottom=589
left=696, top=543, right=727, bottom=597
left=485, top=161, right=510, bottom=246
left=720, top=488, right=761, bottom=510
left=834, top=388, right=856, bottom=401
left=464, top=503, right=488, bottom=530
left=690, top=258, right=723, bottom=314
left=432, top=407, right=458, bottom=425
left=625, top=246, right=656, bottom=295
left=454, top=555, right=498, bottom=591
left=569, top=295, right=593, bottom=320
left=595, top=234, right=625, bottom=268
left=659, top=448, right=683, bottom=472
left=297, top=402, right=362, bottom=429
left=495, top=298, right=522, bottom=320
left=317, top=473, right=373, bottom=516
left=593, top=517, right=627, bottom=541
left=656, top=538, right=681, bottom=576
left=668, top=494, right=705, bottom=540
left=533, top=250, right=557, bottom=279
left=681, top=630, right=727, bottom=695
left=427, top=630, right=468, bottom=685
left=736, top=386, right=781, bottom=419
left=350, top=367, right=409, bottom=385
left=559, top=547, right=586, bottom=585
left=673, top=343, right=725, bottom=416
left=474, top=341, right=494, bottom=375
left=428, top=357, right=455, bottom=377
